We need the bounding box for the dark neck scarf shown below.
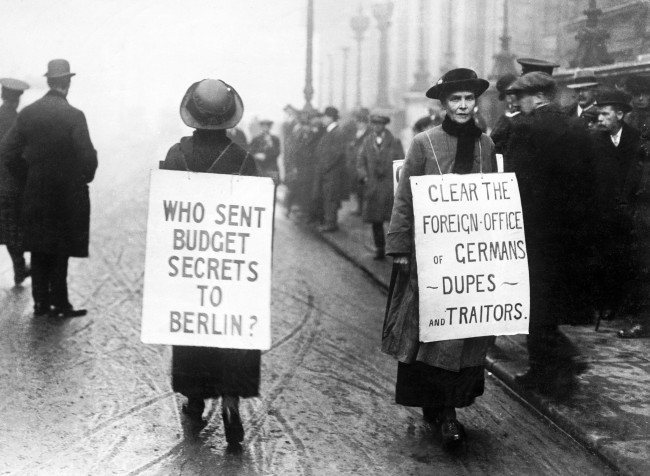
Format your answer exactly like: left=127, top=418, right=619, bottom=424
left=442, top=114, right=482, bottom=174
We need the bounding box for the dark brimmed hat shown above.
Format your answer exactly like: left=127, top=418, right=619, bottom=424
left=369, top=113, right=390, bottom=125
left=180, top=79, right=244, bottom=130
left=506, top=71, right=557, bottom=95
left=625, top=75, right=650, bottom=95
left=44, top=59, right=76, bottom=79
left=496, top=73, right=518, bottom=100
left=567, top=69, right=599, bottom=89
left=426, top=68, right=489, bottom=100
left=323, top=106, right=339, bottom=120
left=517, top=57, right=560, bottom=76
left=353, top=107, right=370, bottom=122
left=1, top=78, right=29, bottom=101
left=596, top=88, right=632, bottom=113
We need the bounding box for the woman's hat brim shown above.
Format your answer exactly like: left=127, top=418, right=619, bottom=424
left=426, top=78, right=490, bottom=100
left=180, top=82, right=244, bottom=130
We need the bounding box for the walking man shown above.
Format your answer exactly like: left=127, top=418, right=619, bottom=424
left=250, top=119, right=281, bottom=184
left=0, top=78, right=30, bottom=286
left=0, top=59, right=97, bottom=318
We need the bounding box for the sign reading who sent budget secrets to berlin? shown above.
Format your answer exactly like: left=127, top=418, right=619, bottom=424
left=411, top=173, right=529, bottom=342
left=141, top=170, right=274, bottom=350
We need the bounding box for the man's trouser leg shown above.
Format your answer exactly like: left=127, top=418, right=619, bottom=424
left=371, top=222, right=386, bottom=252
left=50, top=254, right=70, bottom=310
left=323, top=198, right=339, bottom=229
left=31, top=252, right=53, bottom=310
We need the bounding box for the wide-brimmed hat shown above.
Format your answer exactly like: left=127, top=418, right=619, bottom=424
left=507, top=71, right=557, bottom=95
left=567, top=69, right=599, bottom=89
left=369, top=113, right=390, bottom=125
left=44, top=59, right=76, bottom=79
left=180, top=79, right=244, bottom=130
left=596, top=88, right=632, bottom=113
left=496, top=73, right=518, bottom=100
left=625, top=75, right=650, bottom=95
left=323, top=106, right=339, bottom=120
left=426, top=68, right=489, bottom=100
left=516, top=57, right=560, bottom=76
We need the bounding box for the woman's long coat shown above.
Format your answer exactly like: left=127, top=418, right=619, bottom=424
left=383, top=126, right=497, bottom=372
left=162, top=129, right=261, bottom=399
left=357, top=129, right=404, bottom=223
left=0, top=90, right=97, bottom=257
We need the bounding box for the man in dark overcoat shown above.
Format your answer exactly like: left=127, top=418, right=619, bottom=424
left=0, top=59, right=97, bottom=318
left=312, top=106, right=346, bottom=232
left=0, top=78, right=30, bottom=285
left=346, top=108, right=371, bottom=214
left=357, top=113, right=404, bottom=259
left=249, top=119, right=281, bottom=184
left=590, top=89, right=640, bottom=322
left=505, top=72, right=596, bottom=394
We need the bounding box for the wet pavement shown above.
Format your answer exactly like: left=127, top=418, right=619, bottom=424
left=318, top=198, right=650, bottom=476
left=0, top=171, right=620, bottom=475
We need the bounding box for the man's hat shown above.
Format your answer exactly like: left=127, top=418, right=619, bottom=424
left=426, top=68, right=489, bottom=100
left=369, top=112, right=390, bottom=125
left=596, top=88, right=632, bottom=113
left=44, top=59, right=76, bottom=79
left=567, top=69, right=599, bottom=89
left=516, top=57, right=560, bottom=76
left=625, top=75, right=650, bottom=95
left=353, top=107, right=370, bottom=122
left=506, top=71, right=557, bottom=95
left=0, top=78, right=29, bottom=101
left=180, top=79, right=244, bottom=130
left=323, top=106, right=339, bottom=120
left=496, top=73, right=518, bottom=100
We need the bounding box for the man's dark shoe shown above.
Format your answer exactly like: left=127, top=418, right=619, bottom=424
left=14, top=266, right=30, bottom=286
left=222, top=405, right=244, bottom=444
left=617, top=324, right=650, bottom=339
left=50, top=306, right=87, bottom=318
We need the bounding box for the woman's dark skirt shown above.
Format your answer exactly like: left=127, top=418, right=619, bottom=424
left=172, top=346, right=261, bottom=399
left=395, top=361, right=485, bottom=408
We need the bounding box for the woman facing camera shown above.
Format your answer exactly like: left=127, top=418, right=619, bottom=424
left=161, top=79, right=260, bottom=446
left=383, top=68, right=496, bottom=448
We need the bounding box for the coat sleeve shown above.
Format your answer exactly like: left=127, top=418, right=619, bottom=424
left=386, top=136, right=425, bottom=256
left=356, top=140, right=369, bottom=182
left=0, top=122, right=27, bottom=182
left=72, top=111, right=98, bottom=183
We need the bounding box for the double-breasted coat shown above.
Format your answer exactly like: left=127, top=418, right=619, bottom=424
left=383, top=126, right=497, bottom=371
left=356, top=129, right=404, bottom=223
left=0, top=90, right=97, bottom=257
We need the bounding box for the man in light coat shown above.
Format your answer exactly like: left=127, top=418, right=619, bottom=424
left=0, top=59, right=97, bottom=318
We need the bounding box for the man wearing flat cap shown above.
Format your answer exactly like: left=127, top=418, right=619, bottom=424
left=249, top=119, right=280, bottom=185
left=312, top=106, right=346, bottom=232
left=0, top=59, right=97, bottom=318
left=505, top=71, right=597, bottom=394
left=356, top=113, right=403, bottom=260
left=589, top=89, right=641, bottom=329
left=565, top=69, right=600, bottom=123
left=0, top=78, right=30, bottom=286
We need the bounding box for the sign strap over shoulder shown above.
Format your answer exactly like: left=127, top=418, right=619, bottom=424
left=206, top=142, right=233, bottom=173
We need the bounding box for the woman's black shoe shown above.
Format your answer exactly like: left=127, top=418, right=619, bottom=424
left=182, top=398, right=205, bottom=420
left=440, top=419, right=466, bottom=447
left=222, top=406, right=244, bottom=444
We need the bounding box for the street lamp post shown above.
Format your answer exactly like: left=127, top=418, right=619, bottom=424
left=411, top=0, right=430, bottom=91
left=303, top=0, right=315, bottom=111
left=372, top=2, right=394, bottom=108
left=341, top=47, right=350, bottom=112
left=350, top=5, right=370, bottom=108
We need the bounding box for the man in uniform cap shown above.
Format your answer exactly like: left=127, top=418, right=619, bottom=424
left=0, top=78, right=30, bottom=286
left=516, top=57, right=560, bottom=76
left=565, top=69, right=600, bottom=122
left=311, top=106, right=346, bottom=231
left=0, top=59, right=97, bottom=318
left=505, top=71, right=597, bottom=394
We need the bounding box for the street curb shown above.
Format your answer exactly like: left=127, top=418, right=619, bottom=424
left=316, top=229, right=631, bottom=476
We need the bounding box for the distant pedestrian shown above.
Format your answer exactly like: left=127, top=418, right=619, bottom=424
left=293, top=110, right=324, bottom=218
left=0, top=59, right=97, bottom=318
left=346, top=107, right=371, bottom=214
left=250, top=119, right=281, bottom=184
left=227, top=126, right=249, bottom=150
left=490, top=73, right=520, bottom=156
left=311, top=106, right=346, bottom=232
left=161, top=79, right=260, bottom=444
left=356, top=113, right=403, bottom=260
left=624, top=75, right=650, bottom=137
left=0, top=78, right=30, bottom=286
left=413, top=102, right=444, bottom=134
left=505, top=72, right=596, bottom=393
left=384, top=68, right=496, bottom=448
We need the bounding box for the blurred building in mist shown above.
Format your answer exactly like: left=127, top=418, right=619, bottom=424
left=317, top=0, right=650, bottom=143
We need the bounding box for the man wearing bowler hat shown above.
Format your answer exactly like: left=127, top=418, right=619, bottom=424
left=0, top=78, right=30, bottom=286
left=0, top=59, right=97, bottom=318
left=565, top=69, right=600, bottom=122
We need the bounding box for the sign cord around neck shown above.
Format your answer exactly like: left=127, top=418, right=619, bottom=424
left=425, top=130, right=443, bottom=179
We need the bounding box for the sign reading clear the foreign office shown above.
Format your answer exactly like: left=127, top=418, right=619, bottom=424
left=141, top=169, right=274, bottom=350
left=410, top=173, right=529, bottom=342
